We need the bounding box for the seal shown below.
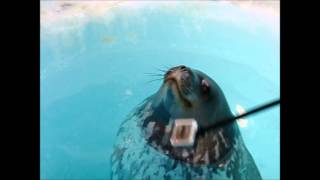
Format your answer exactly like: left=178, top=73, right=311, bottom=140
left=111, top=65, right=262, bottom=180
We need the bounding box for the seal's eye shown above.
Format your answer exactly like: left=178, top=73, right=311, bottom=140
left=201, top=79, right=210, bottom=93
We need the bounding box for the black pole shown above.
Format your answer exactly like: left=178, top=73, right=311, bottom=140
left=198, top=98, right=280, bottom=135
left=232, top=99, right=280, bottom=121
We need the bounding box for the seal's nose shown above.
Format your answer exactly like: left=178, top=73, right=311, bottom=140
left=173, top=65, right=187, bottom=71
left=177, top=65, right=186, bottom=70
left=165, top=65, right=189, bottom=78
left=164, top=66, right=193, bottom=92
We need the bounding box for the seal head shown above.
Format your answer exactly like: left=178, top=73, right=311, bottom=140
left=112, top=65, right=262, bottom=180
left=142, top=65, right=238, bottom=165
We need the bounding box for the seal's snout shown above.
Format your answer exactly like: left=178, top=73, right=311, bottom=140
left=162, top=65, right=194, bottom=107
left=164, top=65, right=193, bottom=94
left=164, top=65, right=187, bottom=78
left=164, top=65, right=190, bottom=81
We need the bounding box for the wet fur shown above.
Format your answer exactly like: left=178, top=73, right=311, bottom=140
left=111, top=97, right=262, bottom=180
left=111, top=67, right=262, bottom=180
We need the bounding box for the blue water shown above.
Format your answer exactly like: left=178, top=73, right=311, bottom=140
left=41, top=2, right=279, bottom=179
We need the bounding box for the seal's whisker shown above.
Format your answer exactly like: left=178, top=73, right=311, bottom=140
left=155, top=67, right=166, bottom=73
left=146, top=78, right=163, bottom=84
left=167, top=64, right=174, bottom=69
left=148, top=74, right=163, bottom=77
left=161, top=65, right=171, bottom=72
left=144, top=73, right=163, bottom=77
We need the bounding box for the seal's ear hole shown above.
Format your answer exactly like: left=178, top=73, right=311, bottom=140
left=201, top=79, right=210, bottom=93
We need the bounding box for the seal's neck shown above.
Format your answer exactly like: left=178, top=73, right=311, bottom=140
left=139, top=96, right=240, bottom=165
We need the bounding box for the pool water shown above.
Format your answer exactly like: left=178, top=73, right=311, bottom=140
left=40, top=1, right=279, bottom=179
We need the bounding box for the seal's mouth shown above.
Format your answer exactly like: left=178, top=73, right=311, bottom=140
left=163, top=65, right=193, bottom=107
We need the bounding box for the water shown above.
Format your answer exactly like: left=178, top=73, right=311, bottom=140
left=40, top=1, right=279, bottom=179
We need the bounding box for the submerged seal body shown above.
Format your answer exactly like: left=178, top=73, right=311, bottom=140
left=111, top=65, right=262, bottom=180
